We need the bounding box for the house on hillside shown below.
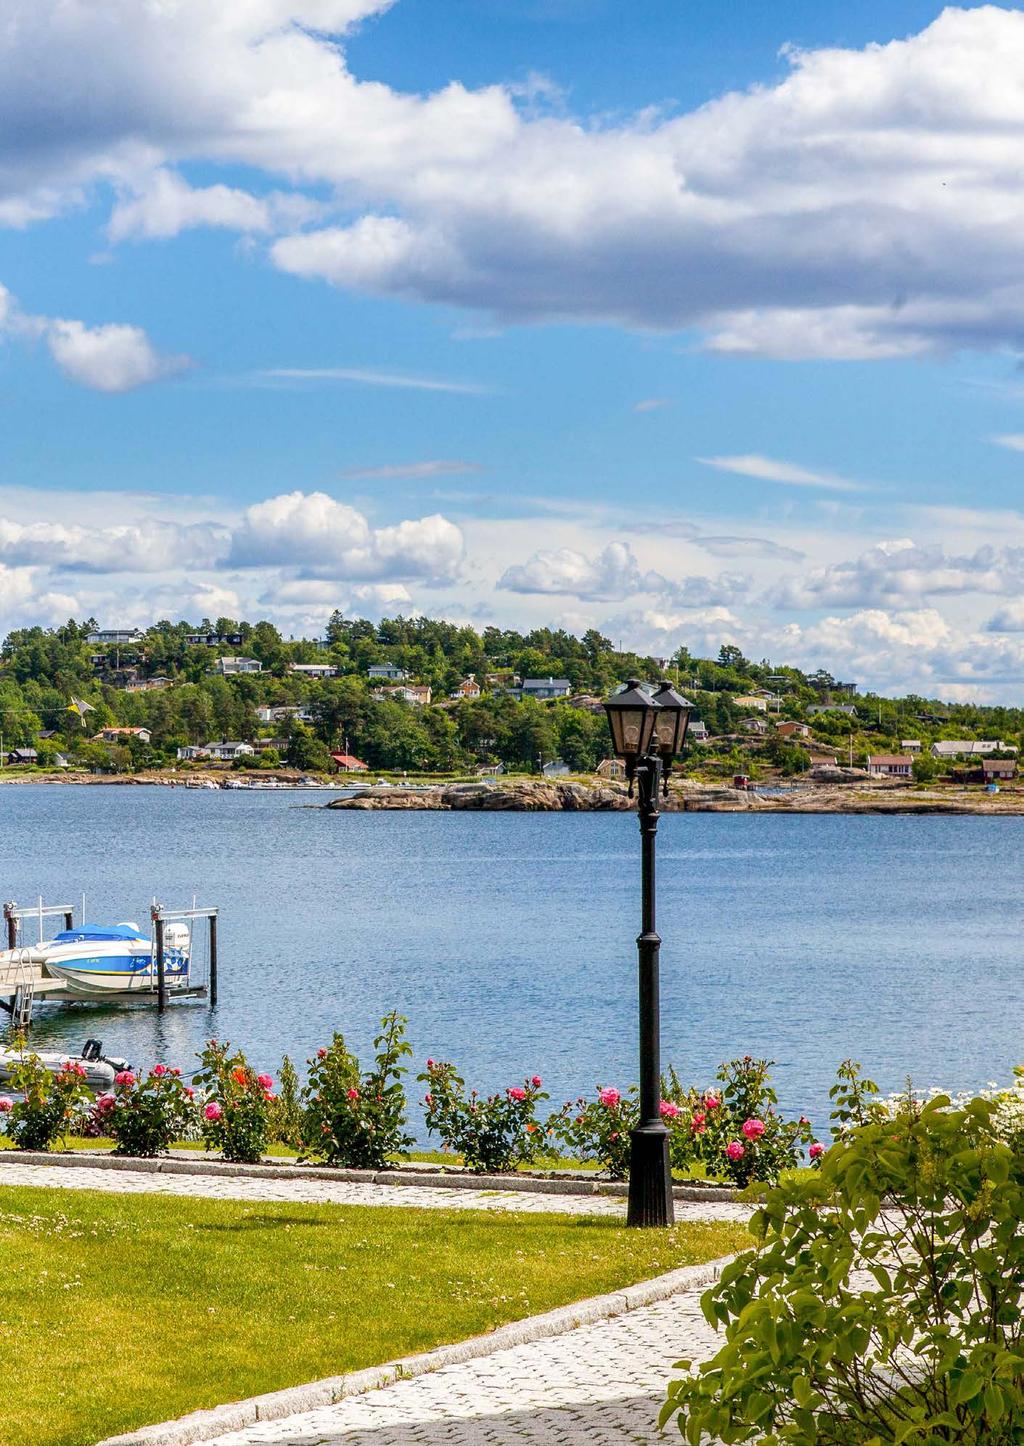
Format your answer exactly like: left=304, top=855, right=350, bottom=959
left=210, top=656, right=262, bottom=676
left=901, top=740, right=922, bottom=753
left=776, top=721, right=811, bottom=741
left=596, top=758, right=626, bottom=781
left=451, top=674, right=482, bottom=699
left=204, top=741, right=255, bottom=762
left=368, top=664, right=407, bottom=682
left=734, top=694, right=768, bottom=713
left=931, top=740, right=1018, bottom=760
left=867, top=754, right=913, bottom=778
left=187, top=631, right=243, bottom=648
left=688, top=719, right=709, bottom=742
left=95, top=726, right=152, bottom=745
left=541, top=759, right=570, bottom=777
left=87, top=628, right=146, bottom=647
left=8, top=747, right=37, bottom=765
left=982, top=758, right=1017, bottom=782
left=521, top=677, right=572, bottom=701
left=330, top=752, right=368, bottom=773
left=738, top=716, right=770, bottom=735
left=806, top=703, right=858, bottom=719
left=176, top=745, right=210, bottom=762
left=287, top=663, right=337, bottom=679
left=377, top=684, right=432, bottom=706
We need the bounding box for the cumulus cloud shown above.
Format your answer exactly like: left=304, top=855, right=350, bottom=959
left=9, top=6, right=1024, bottom=351
left=45, top=319, right=190, bottom=392
left=985, top=601, right=1024, bottom=632
left=227, top=490, right=464, bottom=582
left=0, top=516, right=225, bottom=572
left=498, top=542, right=652, bottom=601
left=770, top=538, right=1024, bottom=610
left=696, top=454, right=863, bottom=493
left=108, top=170, right=324, bottom=242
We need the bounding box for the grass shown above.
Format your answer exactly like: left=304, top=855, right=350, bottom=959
left=0, top=1184, right=750, bottom=1446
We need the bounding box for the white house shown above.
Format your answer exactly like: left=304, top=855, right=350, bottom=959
left=931, top=740, right=1018, bottom=760
left=204, top=741, right=256, bottom=761
left=688, top=719, right=710, bottom=742
left=521, top=677, right=572, bottom=700
left=901, top=740, right=922, bottom=753
left=867, top=754, right=913, bottom=778
left=368, top=664, right=408, bottom=682
left=95, top=726, right=152, bottom=745
left=87, top=628, right=146, bottom=647
left=541, top=759, right=571, bottom=777
left=176, top=745, right=210, bottom=762
left=287, top=663, right=338, bottom=679
left=210, top=656, right=262, bottom=676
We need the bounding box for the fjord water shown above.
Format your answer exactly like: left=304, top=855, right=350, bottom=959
left=0, top=784, right=1018, bottom=1134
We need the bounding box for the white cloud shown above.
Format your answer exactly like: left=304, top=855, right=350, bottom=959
left=633, top=398, right=670, bottom=413
left=258, top=367, right=490, bottom=394
left=498, top=542, right=651, bottom=601
left=227, top=490, right=464, bottom=582
left=770, top=538, right=1024, bottom=609
left=107, top=170, right=326, bottom=242
left=696, top=454, right=863, bottom=493
left=341, top=459, right=482, bottom=480
left=985, top=601, right=1024, bottom=632
left=991, top=434, right=1024, bottom=453
left=0, top=516, right=225, bottom=573
left=9, top=6, right=1024, bottom=351
left=45, top=319, right=191, bottom=392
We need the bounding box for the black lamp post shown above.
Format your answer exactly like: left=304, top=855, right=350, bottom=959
left=604, top=678, right=693, bottom=1227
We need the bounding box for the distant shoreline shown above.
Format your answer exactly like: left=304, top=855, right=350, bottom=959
left=2, top=771, right=1024, bottom=814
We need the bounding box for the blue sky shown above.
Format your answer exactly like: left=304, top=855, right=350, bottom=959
left=5, top=0, right=1024, bottom=696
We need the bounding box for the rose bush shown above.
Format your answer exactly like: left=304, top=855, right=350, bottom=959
left=105, top=1063, right=195, bottom=1157
left=301, top=1012, right=414, bottom=1169
left=420, top=1062, right=548, bottom=1173
left=4, top=1049, right=92, bottom=1152
left=547, top=1086, right=638, bottom=1179
left=194, top=1039, right=274, bottom=1164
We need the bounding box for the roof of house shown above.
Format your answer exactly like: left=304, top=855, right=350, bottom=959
left=522, top=677, right=571, bottom=688
left=868, top=755, right=913, bottom=765
left=982, top=757, right=1017, bottom=769
left=330, top=752, right=367, bottom=768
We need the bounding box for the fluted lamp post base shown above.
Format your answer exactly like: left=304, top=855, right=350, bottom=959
left=626, top=1124, right=674, bottom=1228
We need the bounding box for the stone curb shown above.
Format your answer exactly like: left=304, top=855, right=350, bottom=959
left=94, top=1253, right=736, bottom=1446
left=0, top=1149, right=738, bottom=1203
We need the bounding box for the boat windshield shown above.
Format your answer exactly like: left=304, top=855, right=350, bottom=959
left=53, top=924, right=147, bottom=943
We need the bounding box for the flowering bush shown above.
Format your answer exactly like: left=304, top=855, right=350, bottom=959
left=662, top=1058, right=817, bottom=1187
left=193, top=1039, right=274, bottom=1164
left=547, top=1085, right=638, bottom=1179
left=662, top=1089, right=1024, bottom=1444
left=105, top=1063, right=195, bottom=1157
left=420, top=1062, right=548, bottom=1173
left=4, top=1049, right=92, bottom=1151
left=301, top=1013, right=414, bottom=1169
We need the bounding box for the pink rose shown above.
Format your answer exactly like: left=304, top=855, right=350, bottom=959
left=704, top=1094, right=720, bottom=1110
left=598, top=1087, right=620, bottom=1108
left=257, top=1074, right=273, bottom=1090
left=426, top=1058, right=435, bottom=1068
left=317, top=1048, right=328, bottom=1059
left=424, top=1092, right=433, bottom=1105
left=799, top=1115, right=809, bottom=1125
left=507, top=1086, right=527, bottom=1101
left=347, top=1087, right=360, bottom=1100
left=531, top=1075, right=542, bottom=1088
left=204, top=1102, right=222, bottom=1121
left=0, top=1097, right=12, bottom=1113
left=184, top=1086, right=195, bottom=1099
left=659, top=1100, right=682, bottom=1119
left=96, top=1094, right=116, bottom=1111
left=725, top=1141, right=745, bottom=1161
left=114, top=1071, right=135, bottom=1087
left=742, top=1118, right=765, bottom=1141
left=152, top=1064, right=167, bottom=1077
left=172, top=1067, right=181, bottom=1077
left=809, top=1142, right=824, bottom=1160
left=691, top=1111, right=706, bottom=1130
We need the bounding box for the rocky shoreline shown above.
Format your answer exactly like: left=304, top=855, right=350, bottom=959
left=325, top=778, right=1024, bottom=815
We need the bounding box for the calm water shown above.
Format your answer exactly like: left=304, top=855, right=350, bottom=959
left=0, top=785, right=1019, bottom=1135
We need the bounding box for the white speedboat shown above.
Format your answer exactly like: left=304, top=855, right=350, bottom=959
left=0, top=1039, right=129, bottom=1090
left=11, top=921, right=192, bottom=1000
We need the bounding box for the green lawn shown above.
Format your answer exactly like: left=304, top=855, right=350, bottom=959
left=0, top=1184, right=749, bottom=1446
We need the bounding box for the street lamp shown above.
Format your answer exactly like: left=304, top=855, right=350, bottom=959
left=604, top=678, right=693, bottom=1227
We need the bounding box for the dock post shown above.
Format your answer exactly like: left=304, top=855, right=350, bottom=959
left=4, top=904, right=16, bottom=952
left=155, top=914, right=166, bottom=1012
left=208, top=912, right=218, bottom=1008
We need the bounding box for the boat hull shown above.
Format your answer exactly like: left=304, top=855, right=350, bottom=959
left=32, top=938, right=190, bottom=999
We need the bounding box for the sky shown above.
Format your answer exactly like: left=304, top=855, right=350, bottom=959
left=8, top=2, right=1024, bottom=697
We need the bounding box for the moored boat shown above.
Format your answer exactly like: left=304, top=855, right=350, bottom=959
left=2, top=921, right=192, bottom=1000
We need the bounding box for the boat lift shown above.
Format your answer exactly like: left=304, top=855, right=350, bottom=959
left=0, top=897, right=220, bottom=1026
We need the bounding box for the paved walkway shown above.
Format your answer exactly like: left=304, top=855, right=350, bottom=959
left=0, top=1160, right=751, bottom=1223
left=206, top=1289, right=719, bottom=1445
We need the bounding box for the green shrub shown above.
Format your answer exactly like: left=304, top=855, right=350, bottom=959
left=662, top=1084, right=1024, bottom=1444
left=301, top=1013, right=414, bottom=1169
left=270, top=1054, right=304, bottom=1148
left=105, top=1064, right=195, bottom=1158
left=4, top=1049, right=93, bottom=1151
left=194, top=1039, right=274, bottom=1164
left=547, top=1086, right=638, bottom=1179
left=420, top=1062, right=548, bottom=1173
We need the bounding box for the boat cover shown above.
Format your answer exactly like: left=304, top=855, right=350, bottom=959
left=53, top=924, right=147, bottom=943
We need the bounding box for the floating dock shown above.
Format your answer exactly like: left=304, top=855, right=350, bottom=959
left=0, top=898, right=219, bottom=1028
